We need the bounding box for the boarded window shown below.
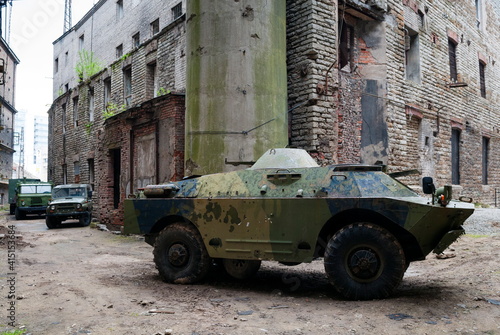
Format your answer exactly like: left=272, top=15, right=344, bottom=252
left=134, top=132, right=157, bottom=191
left=448, top=39, right=458, bottom=81
left=479, top=61, right=486, bottom=98
left=451, top=128, right=460, bottom=185
left=482, top=137, right=489, bottom=185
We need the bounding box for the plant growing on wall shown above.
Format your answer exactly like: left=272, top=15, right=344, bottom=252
left=75, top=50, right=103, bottom=82
left=103, top=102, right=126, bottom=120
left=156, top=87, right=171, bottom=96
left=85, top=122, right=93, bottom=135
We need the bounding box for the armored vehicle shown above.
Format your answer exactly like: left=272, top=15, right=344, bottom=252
left=8, top=178, right=41, bottom=215
left=46, top=184, right=93, bottom=229
left=124, top=148, right=474, bottom=300
left=11, top=180, right=52, bottom=220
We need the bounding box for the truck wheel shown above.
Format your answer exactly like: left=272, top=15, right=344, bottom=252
left=15, top=207, right=25, bottom=220
left=324, top=223, right=406, bottom=300
left=79, top=213, right=92, bottom=227
left=46, top=216, right=60, bottom=229
left=222, top=259, right=261, bottom=280
left=153, top=223, right=210, bottom=284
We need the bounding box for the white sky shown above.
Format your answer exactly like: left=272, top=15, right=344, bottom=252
left=9, top=0, right=96, bottom=115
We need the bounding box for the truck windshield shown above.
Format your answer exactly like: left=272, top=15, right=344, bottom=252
left=20, top=185, right=52, bottom=194
left=52, top=187, right=87, bottom=199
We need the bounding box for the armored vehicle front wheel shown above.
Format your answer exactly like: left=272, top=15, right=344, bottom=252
left=324, top=223, right=406, bottom=300
left=222, top=259, right=261, bottom=280
left=153, top=223, right=211, bottom=284
left=14, top=207, right=25, bottom=220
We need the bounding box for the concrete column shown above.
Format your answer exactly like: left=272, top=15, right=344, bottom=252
left=185, top=0, right=288, bottom=175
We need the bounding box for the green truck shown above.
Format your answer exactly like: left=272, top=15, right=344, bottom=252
left=124, top=148, right=474, bottom=300
left=9, top=179, right=52, bottom=220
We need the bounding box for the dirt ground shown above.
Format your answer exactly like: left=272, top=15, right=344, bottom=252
left=1, top=211, right=500, bottom=335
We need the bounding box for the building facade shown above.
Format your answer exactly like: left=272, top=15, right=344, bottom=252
left=49, top=0, right=500, bottom=226
left=0, top=37, right=19, bottom=205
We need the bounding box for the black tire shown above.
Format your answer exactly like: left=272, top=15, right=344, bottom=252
left=324, top=223, right=406, bottom=300
left=15, top=207, right=25, bottom=220
left=79, top=213, right=92, bottom=227
left=9, top=204, right=15, bottom=215
left=222, top=259, right=261, bottom=280
left=153, top=223, right=211, bottom=284
left=46, top=216, right=60, bottom=229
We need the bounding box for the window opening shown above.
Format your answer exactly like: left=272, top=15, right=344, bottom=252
left=88, top=159, right=95, bottom=190
left=476, top=0, right=482, bottom=29
left=62, top=103, right=67, bottom=134
left=73, top=96, right=79, bottom=127
left=147, top=63, right=158, bottom=98
left=339, top=19, right=354, bottom=71
left=110, top=148, right=121, bottom=209
left=405, top=27, right=420, bottom=83
left=172, top=3, right=182, bottom=20
left=482, top=136, right=489, bottom=185
left=62, top=164, right=68, bottom=184
left=448, top=39, right=458, bottom=82
left=116, top=0, right=124, bottom=20
left=79, top=34, right=84, bottom=50
left=479, top=61, right=486, bottom=98
left=123, top=67, right=132, bottom=107
left=132, top=32, right=140, bottom=49
left=54, top=58, right=59, bottom=73
left=74, top=161, right=80, bottom=183
left=151, top=19, right=159, bottom=36
left=451, top=128, right=460, bottom=185
left=89, top=87, right=94, bottom=122
left=116, top=44, right=123, bottom=59
left=104, top=78, right=111, bottom=107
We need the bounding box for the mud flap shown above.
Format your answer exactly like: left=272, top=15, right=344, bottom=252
left=433, top=228, right=465, bottom=254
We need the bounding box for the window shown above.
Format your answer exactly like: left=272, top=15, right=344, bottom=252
left=79, top=34, right=84, bottom=50
left=65, top=51, right=68, bottom=66
left=73, top=96, right=79, bottom=127
left=339, top=19, right=354, bottom=71
left=123, top=67, right=132, bottom=106
left=89, top=87, right=94, bottom=121
left=132, top=32, right=140, bottom=49
left=54, top=58, right=59, bottom=73
left=482, top=137, right=489, bottom=185
left=116, top=0, right=124, bottom=20
left=147, top=63, right=158, bottom=98
left=405, top=27, right=420, bottom=83
left=74, top=161, right=80, bottom=183
left=479, top=61, right=486, bottom=98
left=62, top=103, right=67, bottom=134
left=451, top=128, right=461, bottom=185
left=448, top=39, right=458, bottom=82
left=104, top=78, right=111, bottom=106
left=172, top=3, right=182, bottom=20
left=116, top=44, right=123, bottom=58
left=150, top=19, right=159, bottom=36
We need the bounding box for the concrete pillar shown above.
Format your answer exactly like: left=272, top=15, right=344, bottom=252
left=185, top=0, right=288, bottom=175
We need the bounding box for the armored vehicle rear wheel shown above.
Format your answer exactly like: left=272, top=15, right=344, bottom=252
left=324, top=223, right=406, bottom=300
left=222, top=259, right=261, bottom=280
left=153, top=223, right=210, bottom=284
left=46, top=216, right=61, bottom=229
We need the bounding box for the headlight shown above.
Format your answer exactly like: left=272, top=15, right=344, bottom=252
left=50, top=205, right=56, bottom=210
left=21, top=201, right=25, bottom=206
left=76, top=204, right=82, bottom=209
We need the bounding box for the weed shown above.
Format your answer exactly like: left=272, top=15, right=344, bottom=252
left=75, top=50, right=103, bottom=82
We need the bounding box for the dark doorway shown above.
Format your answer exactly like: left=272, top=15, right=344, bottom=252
left=110, top=148, right=121, bottom=209
left=451, top=129, right=460, bottom=185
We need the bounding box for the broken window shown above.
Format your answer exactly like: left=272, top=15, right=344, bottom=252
left=448, top=39, right=458, bottom=82
left=123, top=67, right=132, bottom=107
left=73, top=96, right=79, bottom=127
left=116, top=44, right=123, bottom=59
left=482, top=136, right=489, bottom=185
left=172, top=2, right=182, bottom=20
left=451, top=128, right=461, bottom=185
left=479, top=61, right=486, bottom=98
left=150, top=19, right=159, bottom=36
left=132, top=32, right=140, bottom=49
left=404, top=27, right=420, bottom=83
left=339, top=19, right=354, bottom=71
left=116, top=0, right=124, bottom=20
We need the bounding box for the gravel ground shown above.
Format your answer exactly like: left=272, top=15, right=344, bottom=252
left=463, top=207, right=500, bottom=235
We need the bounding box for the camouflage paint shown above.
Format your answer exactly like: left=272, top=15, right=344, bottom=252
left=185, top=0, right=288, bottom=175
left=124, top=165, right=474, bottom=262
